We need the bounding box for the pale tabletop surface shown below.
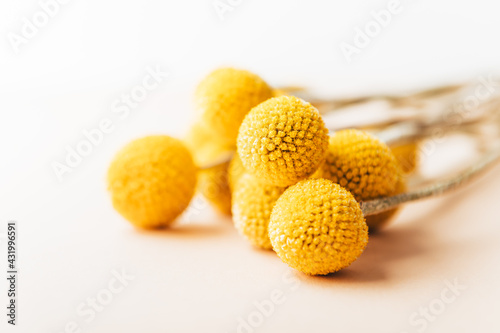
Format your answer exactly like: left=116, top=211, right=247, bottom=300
left=3, top=98, right=500, bottom=332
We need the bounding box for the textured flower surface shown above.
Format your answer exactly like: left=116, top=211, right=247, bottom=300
left=232, top=174, right=286, bottom=249
left=107, top=135, right=197, bottom=228
left=312, top=129, right=404, bottom=230
left=199, top=162, right=232, bottom=215
left=313, top=129, right=402, bottom=202
left=237, top=96, right=329, bottom=187
left=228, top=154, right=246, bottom=192
left=184, top=122, right=233, bottom=215
left=269, top=178, right=368, bottom=275
left=195, top=67, right=273, bottom=147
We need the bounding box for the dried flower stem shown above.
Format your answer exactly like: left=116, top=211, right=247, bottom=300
left=310, top=83, right=464, bottom=113
left=361, top=147, right=500, bottom=216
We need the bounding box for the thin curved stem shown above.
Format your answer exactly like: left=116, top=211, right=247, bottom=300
left=361, top=147, right=500, bottom=216
left=311, top=83, right=465, bottom=114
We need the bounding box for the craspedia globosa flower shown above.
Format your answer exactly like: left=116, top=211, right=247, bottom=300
left=184, top=123, right=233, bottom=215
left=107, top=135, right=197, bottom=229
left=232, top=174, right=286, bottom=250
left=313, top=129, right=403, bottom=199
left=197, top=162, right=232, bottom=216
left=228, top=154, right=246, bottom=192
left=237, top=96, right=329, bottom=187
left=269, top=178, right=368, bottom=275
left=194, top=67, right=273, bottom=147
left=312, top=129, right=404, bottom=230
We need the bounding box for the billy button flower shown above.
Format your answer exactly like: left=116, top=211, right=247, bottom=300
left=184, top=122, right=234, bottom=216
left=269, top=178, right=368, bottom=276
left=197, top=161, right=232, bottom=216
left=228, top=153, right=246, bottom=192
left=232, top=174, right=286, bottom=250
left=194, top=67, right=273, bottom=147
left=107, top=135, right=197, bottom=229
left=312, top=129, right=405, bottom=230
left=237, top=96, right=329, bottom=187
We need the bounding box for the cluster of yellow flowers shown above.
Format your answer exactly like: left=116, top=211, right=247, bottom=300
left=107, top=67, right=414, bottom=276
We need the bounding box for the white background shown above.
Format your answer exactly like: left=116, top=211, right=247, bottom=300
left=1, top=0, right=500, bottom=332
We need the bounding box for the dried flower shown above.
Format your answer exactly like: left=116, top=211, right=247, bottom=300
left=185, top=123, right=232, bottom=215
left=232, top=174, right=286, bottom=249
left=312, top=129, right=404, bottom=229
left=195, top=67, right=273, bottom=147
left=269, top=178, right=368, bottom=275
left=228, top=153, right=246, bottom=192
left=107, top=136, right=197, bottom=228
left=237, top=96, right=329, bottom=187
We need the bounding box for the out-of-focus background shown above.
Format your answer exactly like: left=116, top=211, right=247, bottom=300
left=1, top=1, right=500, bottom=332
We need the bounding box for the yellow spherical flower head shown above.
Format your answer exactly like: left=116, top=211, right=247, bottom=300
left=314, top=129, right=403, bottom=201
left=312, top=129, right=404, bottom=230
left=232, top=174, right=286, bottom=250
left=199, top=162, right=232, bottom=215
left=269, top=179, right=368, bottom=275
left=237, top=96, right=329, bottom=187
left=107, top=135, right=197, bottom=229
left=184, top=123, right=233, bottom=216
left=195, top=67, right=273, bottom=147
left=391, top=142, right=419, bottom=174
left=228, top=154, right=246, bottom=192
